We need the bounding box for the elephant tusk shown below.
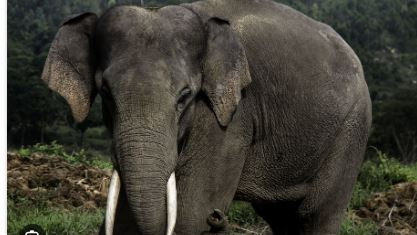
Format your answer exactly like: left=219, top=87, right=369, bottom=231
left=166, top=172, right=177, bottom=235
left=105, top=170, right=121, bottom=235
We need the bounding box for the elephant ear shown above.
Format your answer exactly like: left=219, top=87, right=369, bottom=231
left=202, top=17, right=251, bottom=127
left=41, top=12, right=98, bottom=123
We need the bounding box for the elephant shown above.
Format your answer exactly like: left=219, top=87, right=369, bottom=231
left=40, top=0, right=372, bottom=234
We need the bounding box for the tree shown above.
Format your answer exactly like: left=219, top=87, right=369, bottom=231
left=7, top=0, right=417, bottom=160
left=371, top=88, right=417, bottom=162
left=7, top=0, right=103, bottom=146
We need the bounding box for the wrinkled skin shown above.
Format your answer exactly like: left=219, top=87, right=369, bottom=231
left=41, top=0, right=372, bottom=234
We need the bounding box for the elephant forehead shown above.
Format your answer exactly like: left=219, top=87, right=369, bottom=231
left=101, top=55, right=193, bottom=98
left=96, top=6, right=175, bottom=50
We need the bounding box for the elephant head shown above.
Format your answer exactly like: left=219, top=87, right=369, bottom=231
left=41, top=6, right=251, bottom=235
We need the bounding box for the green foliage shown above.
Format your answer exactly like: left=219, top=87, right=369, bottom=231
left=19, top=140, right=67, bottom=156
left=349, top=182, right=372, bottom=210
left=358, top=148, right=417, bottom=191
left=371, top=88, right=417, bottom=162
left=7, top=0, right=105, bottom=148
left=16, top=148, right=31, bottom=158
left=339, top=211, right=378, bottom=235
left=228, top=201, right=261, bottom=226
left=350, top=148, right=417, bottom=208
left=17, top=141, right=112, bottom=169
left=8, top=197, right=103, bottom=235
left=17, top=141, right=70, bottom=159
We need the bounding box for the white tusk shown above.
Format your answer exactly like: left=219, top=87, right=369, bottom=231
left=105, top=170, right=121, bottom=235
left=166, top=172, right=177, bottom=235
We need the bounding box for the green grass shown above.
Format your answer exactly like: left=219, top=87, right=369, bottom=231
left=359, top=148, right=417, bottom=191
left=228, top=201, right=262, bottom=227
left=9, top=198, right=378, bottom=235
left=9, top=143, right=109, bottom=234
left=350, top=148, right=417, bottom=209
left=8, top=198, right=104, bottom=235
left=339, top=211, right=378, bottom=235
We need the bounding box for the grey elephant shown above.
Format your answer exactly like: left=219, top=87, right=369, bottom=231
left=41, top=0, right=372, bottom=234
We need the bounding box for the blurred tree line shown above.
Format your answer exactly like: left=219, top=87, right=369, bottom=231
left=7, top=0, right=417, bottom=161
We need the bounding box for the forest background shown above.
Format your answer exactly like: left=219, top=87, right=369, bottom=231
left=7, top=0, right=417, bottom=162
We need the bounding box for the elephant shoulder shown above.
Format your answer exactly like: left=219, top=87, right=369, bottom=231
left=185, top=0, right=366, bottom=97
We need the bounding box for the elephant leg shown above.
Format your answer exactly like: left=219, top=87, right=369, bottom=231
left=100, top=185, right=139, bottom=235
left=295, top=100, right=370, bottom=235
left=252, top=201, right=302, bottom=235
left=252, top=100, right=370, bottom=235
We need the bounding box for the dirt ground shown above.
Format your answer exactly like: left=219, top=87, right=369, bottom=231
left=357, top=181, right=417, bottom=235
left=7, top=152, right=417, bottom=234
left=7, top=152, right=111, bottom=210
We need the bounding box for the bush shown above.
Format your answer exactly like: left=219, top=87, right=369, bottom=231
left=349, top=182, right=372, bottom=209
left=358, top=148, right=417, bottom=192
left=350, top=148, right=417, bottom=209
left=17, top=141, right=67, bottom=157
left=16, top=141, right=112, bottom=169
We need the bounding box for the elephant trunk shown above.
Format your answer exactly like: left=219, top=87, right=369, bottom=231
left=105, top=170, right=176, bottom=235
left=111, top=118, right=177, bottom=235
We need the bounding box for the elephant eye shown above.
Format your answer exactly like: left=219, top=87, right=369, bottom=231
left=100, top=80, right=112, bottom=98
left=102, top=85, right=110, bottom=94
left=177, top=87, right=192, bottom=111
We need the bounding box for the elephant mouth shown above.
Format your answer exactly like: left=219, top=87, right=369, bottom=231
left=105, top=170, right=177, bottom=235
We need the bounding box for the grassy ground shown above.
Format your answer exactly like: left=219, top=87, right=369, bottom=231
left=7, top=199, right=379, bottom=235
left=8, top=198, right=103, bottom=235
left=7, top=201, right=379, bottom=235
left=7, top=143, right=417, bottom=234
